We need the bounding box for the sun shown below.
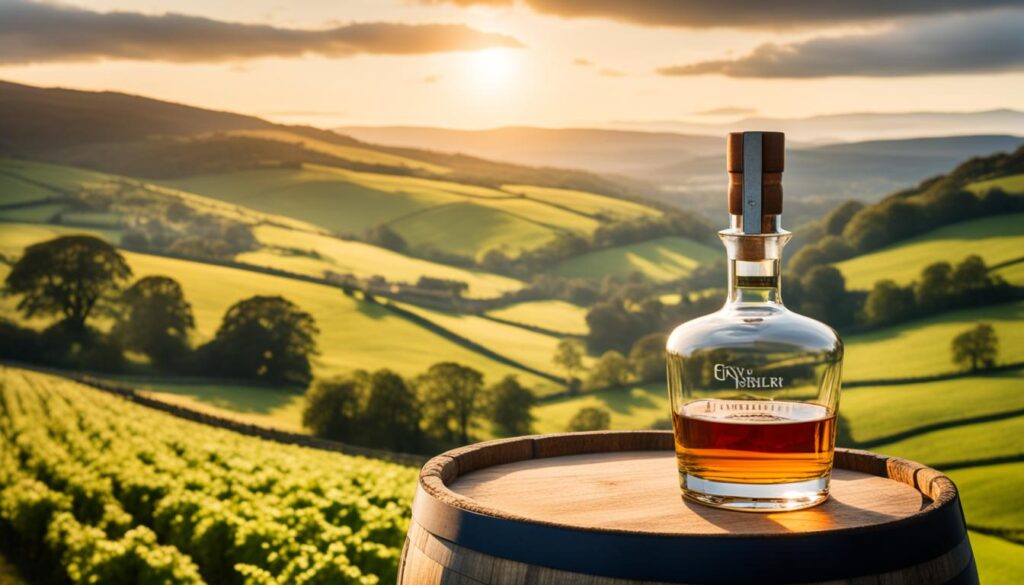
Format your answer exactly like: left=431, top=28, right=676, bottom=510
left=466, top=48, right=519, bottom=92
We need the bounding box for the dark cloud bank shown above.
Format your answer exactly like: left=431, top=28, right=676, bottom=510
left=658, top=10, right=1024, bottom=78
left=0, top=0, right=522, bottom=64
left=420, top=0, right=1018, bottom=28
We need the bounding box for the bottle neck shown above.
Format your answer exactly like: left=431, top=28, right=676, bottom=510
left=720, top=231, right=789, bottom=306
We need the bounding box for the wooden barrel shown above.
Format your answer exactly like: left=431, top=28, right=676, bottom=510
left=400, top=431, right=977, bottom=585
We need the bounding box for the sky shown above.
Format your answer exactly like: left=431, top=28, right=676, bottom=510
left=1, top=0, right=1023, bottom=129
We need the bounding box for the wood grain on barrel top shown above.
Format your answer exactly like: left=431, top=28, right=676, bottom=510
left=449, top=451, right=927, bottom=535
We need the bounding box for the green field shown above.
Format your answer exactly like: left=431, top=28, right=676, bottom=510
left=0, top=171, right=54, bottom=205
left=388, top=201, right=558, bottom=260
left=240, top=224, right=524, bottom=298
left=834, top=213, right=1024, bottom=290
left=0, top=223, right=555, bottom=394
left=0, top=158, right=112, bottom=192
left=872, top=414, right=1022, bottom=468
left=472, top=196, right=602, bottom=234
left=993, top=260, right=1024, bottom=285
left=165, top=165, right=463, bottom=235
left=393, top=301, right=584, bottom=386
left=228, top=128, right=450, bottom=174
left=967, top=172, right=1024, bottom=195
left=550, top=235, right=717, bottom=282
left=485, top=300, right=590, bottom=335
left=970, top=531, right=1024, bottom=585
left=840, top=371, right=1024, bottom=445
left=947, top=463, right=1024, bottom=535
left=503, top=184, right=660, bottom=219
left=843, top=301, right=1024, bottom=382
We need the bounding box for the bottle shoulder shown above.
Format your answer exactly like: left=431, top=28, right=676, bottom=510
left=667, top=304, right=842, bottom=357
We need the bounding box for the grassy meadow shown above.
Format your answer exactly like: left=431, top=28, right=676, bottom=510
left=485, top=299, right=590, bottom=335
left=834, top=213, right=1024, bottom=290
left=550, top=235, right=718, bottom=281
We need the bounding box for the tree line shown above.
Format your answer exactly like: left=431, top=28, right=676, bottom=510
left=1, top=235, right=318, bottom=386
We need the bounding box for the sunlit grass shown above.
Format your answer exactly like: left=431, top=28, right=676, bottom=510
left=550, top=235, right=717, bottom=282
left=485, top=300, right=590, bottom=335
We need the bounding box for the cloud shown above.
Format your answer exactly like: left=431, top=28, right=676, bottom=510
left=419, top=0, right=1018, bottom=28
left=572, top=58, right=592, bottom=66
left=693, top=106, right=757, bottom=116
left=599, top=68, right=626, bottom=77
left=658, top=10, right=1024, bottom=78
left=422, top=75, right=441, bottom=83
left=0, top=0, right=523, bottom=65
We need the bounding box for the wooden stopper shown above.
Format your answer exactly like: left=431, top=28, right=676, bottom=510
left=401, top=432, right=977, bottom=585
left=727, top=131, right=784, bottom=217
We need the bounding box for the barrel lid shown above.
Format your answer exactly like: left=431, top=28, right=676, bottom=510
left=411, top=431, right=968, bottom=584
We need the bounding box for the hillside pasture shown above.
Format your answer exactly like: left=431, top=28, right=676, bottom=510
left=840, top=371, right=1024, bottom=445
left=0, top=171, right=55, bottom=205
left=164, top=166, right=463, bottom=235
left=502, top=184, right=661, bottom=219
left=834, top=213, right=1024, bottom=290
left=388, top=201, right=558, bottom=260
left=227, top=128, right=449, bottom=174
left=993, top=260, right=1024, bottom=285
left=969, top=531, right=1024, bottom=585
left=550, top=235, right=718, bottom=282
left=871, top=414, right=1023, bottom=468
left=966, top=172, right=1024, bottom=195
left=240, top=225, right=524, bottom=298
left=947, top=463, right=1024, bottom=536
left=392, top=301, right=579, bottom=388
left=485, top=300, right=590, bottom=335
left=843, top=301, right=1024, bottom=382
left=0, top=223, right=555, bottom=394
left=472, top=196, right=602, bottom=234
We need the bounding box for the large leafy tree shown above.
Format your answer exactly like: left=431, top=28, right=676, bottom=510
left=362, top=369, right=422, bottom=452
left=204, top=295, right=319, bottom=386
left=115, top=276, right=194, bottom=368
left=567, top=407, right=611, bottom=432
left=302, top=376, right=365, bottom=442
left=418, top=362, right=485, bottom=445
left=951, top=323, right=999, bottom=372
left=4, top=235, right=131, bottom=331
left=487, top=375, right=535, bottom=437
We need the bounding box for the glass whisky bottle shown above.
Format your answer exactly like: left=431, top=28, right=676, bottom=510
left=666, top=131, right=843, bottom=512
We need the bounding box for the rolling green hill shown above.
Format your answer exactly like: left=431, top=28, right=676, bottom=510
left=843, top=301, right=1024, bottom=382
left=834, top=213, right=1024, bottom=290
left=550, top=235, right=718, bottom=282
left=485, top=300, right=590, bottom=335
left=240, top=225, right=524, bottom=299
left=0, top=223, right=558, bottom=397
left=967, top=172, right=1024, bottom=195
left=502, top=184, right=661, bottom=220
left=387, top=201, right=559, bottom=260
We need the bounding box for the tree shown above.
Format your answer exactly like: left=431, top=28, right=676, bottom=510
left=488, top=376, right=535, bottom=437
left=629, top=333, right=667, bottom=382
left=951, top=323, right=999, bottom=372
left=585, top=350, right=631, bottom=390
left=203, top=296, right=319, bottom=386
left=863, top=280, right=915, bottom=327
left=553, top=338, right=585, bottom=385
left=302, top=376, right=365, bottom=442
left=567, top=407, right=611, bottom=432
left=914, top=262, right=954, bottom=313
left=951, top=255, right=992, bottom=298
left=362, top=369, right=422, bottom=452
left=114, top=276, right=194, bottom=369
left=418, top=362, right=485, bottom=445
left=798, top=265, right=850, bottom=327
left=3, top=235, right=131, bottom=331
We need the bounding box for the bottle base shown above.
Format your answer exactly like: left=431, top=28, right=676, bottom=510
left=680, top=474, right=830, bottom=512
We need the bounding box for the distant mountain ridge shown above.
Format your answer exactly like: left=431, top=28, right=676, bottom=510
left=0, top=80, right=272, bottom=154
left=611, top=109, right=1024, bottom=142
